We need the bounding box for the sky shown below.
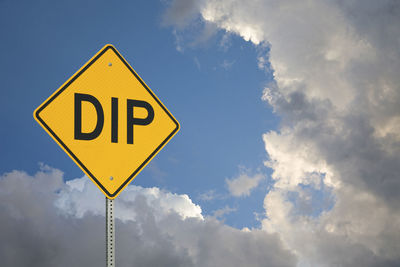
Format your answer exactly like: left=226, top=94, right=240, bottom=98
left=1, top=0, right=400, bottom=266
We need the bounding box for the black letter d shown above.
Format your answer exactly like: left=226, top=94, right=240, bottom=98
left=74, top=93, right=104, bottom=140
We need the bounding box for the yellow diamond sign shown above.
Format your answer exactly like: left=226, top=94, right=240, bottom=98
left=34, top=45, right=180, bottom=199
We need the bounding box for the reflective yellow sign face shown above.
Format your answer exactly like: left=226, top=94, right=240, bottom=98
left=34, top=45, right=179, bottom=199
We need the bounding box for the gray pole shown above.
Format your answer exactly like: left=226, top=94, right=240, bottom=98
left=106, top=197, right=115, bottom=267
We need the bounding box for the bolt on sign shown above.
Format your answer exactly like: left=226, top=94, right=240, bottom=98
left=34, top=45, right=180, bottom=199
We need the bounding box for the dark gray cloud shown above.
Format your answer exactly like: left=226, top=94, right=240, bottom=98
left=0, top=167, right=296, bottom=267
left=163, top=0, right=400, bottom=266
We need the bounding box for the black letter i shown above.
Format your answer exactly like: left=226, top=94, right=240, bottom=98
left=111, top=97, right=118, bottom=143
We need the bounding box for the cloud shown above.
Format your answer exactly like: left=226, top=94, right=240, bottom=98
left=221, top=59, right=235, bottom=70
left=211, top=205, right=236, bottom=220
left=197, top=189, right=219, bottom=201
left=172, top=29, right=184, bottom=52
left=0, top=166, right=296, bottom=267
left=56, top=175, right=203, bottom=221
left=226, top=169, right=264, bottom=197
left=193, top=56, right=201, bottom=70
left=162, top=0, right=202, bottom=29
left=164, top=0, right=400, bottom=265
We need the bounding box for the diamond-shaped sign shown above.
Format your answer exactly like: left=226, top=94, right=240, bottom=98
left=34, top=45, right=179, bottom=199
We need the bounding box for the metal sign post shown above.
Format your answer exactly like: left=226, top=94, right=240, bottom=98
left=106, top=197, right=115, bottom=267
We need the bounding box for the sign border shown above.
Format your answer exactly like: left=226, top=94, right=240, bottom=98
left=34, top=44, right=180, bottom=199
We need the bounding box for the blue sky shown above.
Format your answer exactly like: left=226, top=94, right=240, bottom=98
left=0, top=0, right=278, bottom=228
left=2, top=1, right=399, bottom=266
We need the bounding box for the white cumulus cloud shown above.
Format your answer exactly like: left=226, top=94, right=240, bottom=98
left=164, top=0, right=400, bottom=265
left=0, top=166, right=296, bottom=267
left=226, top=169, right=265, bottom=197
left=56, top=176, right=203, bottom=221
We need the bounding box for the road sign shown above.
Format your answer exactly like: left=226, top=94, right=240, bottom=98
left=34, top=44, right=180, bottom=199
